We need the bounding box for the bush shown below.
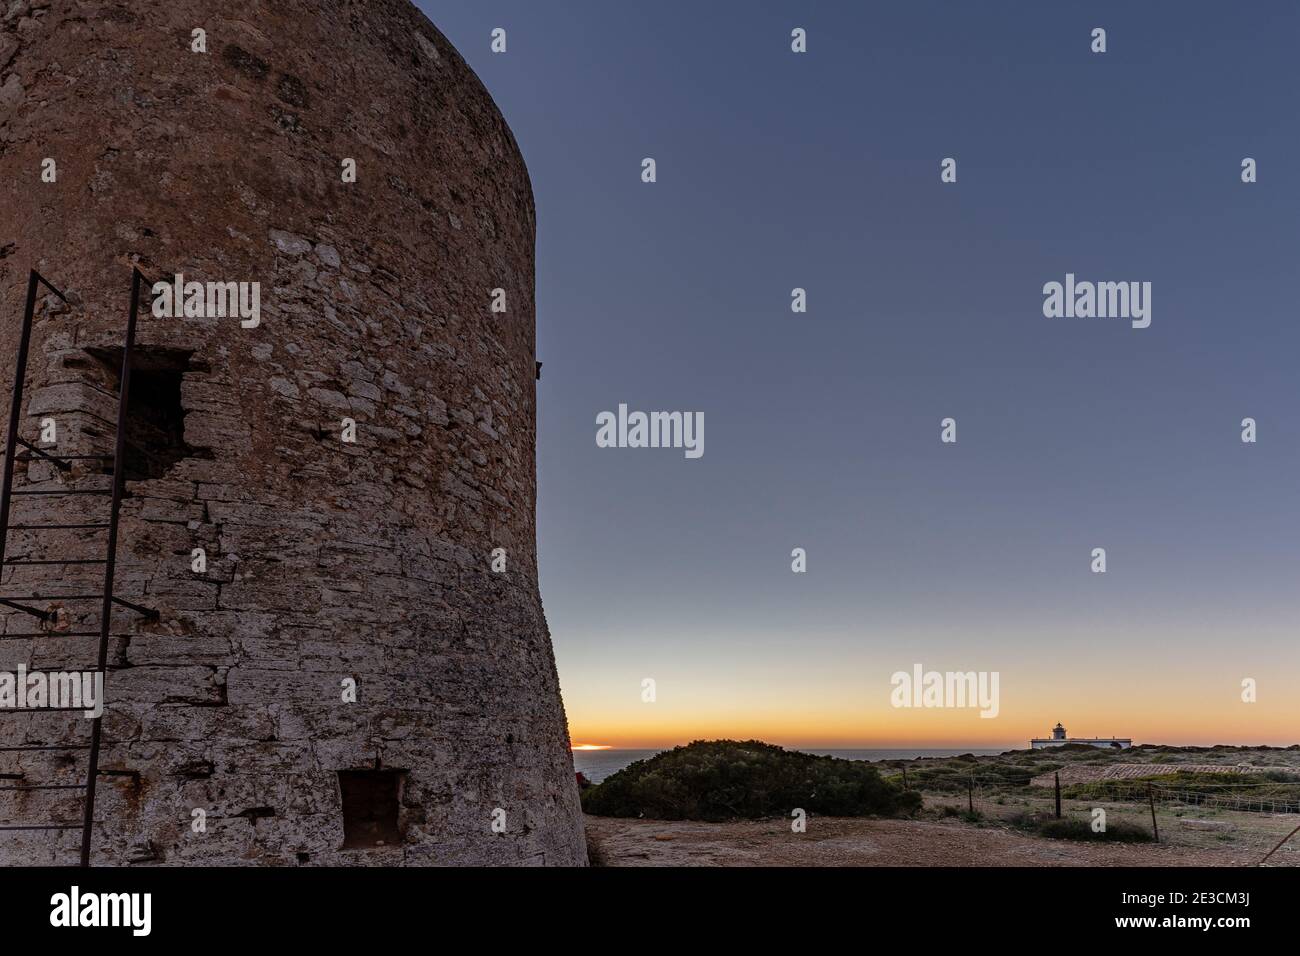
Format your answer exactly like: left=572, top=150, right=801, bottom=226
left=580, top=739, right=922, bottom=821
left=1016, top=814, right=1153, bottom=843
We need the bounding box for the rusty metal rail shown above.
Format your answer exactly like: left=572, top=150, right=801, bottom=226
left=0, top=268, right=158, bottom=866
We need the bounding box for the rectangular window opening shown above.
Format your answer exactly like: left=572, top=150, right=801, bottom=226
left=338, top=769, right=406, bottom=849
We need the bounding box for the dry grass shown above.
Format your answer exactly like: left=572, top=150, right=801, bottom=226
left=582, top=794, right=1300, bottom=867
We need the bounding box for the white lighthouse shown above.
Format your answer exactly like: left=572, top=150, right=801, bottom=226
left=1030, top=721, right=1131, bottom=750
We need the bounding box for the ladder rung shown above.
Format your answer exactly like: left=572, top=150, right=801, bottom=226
left=4, top=559, right=108, bottom=566
left=12, top=455, right=114, bottom=462
left=10, top=489, right=111, bottom=496
left=8, top=524, right=111, bottom=530
left=0, top=594, right=105, bottom=600
left=0, top=706, right=96, bottom=713
left=0, top=824, right=81, bottom=831
left=0, top=266, right=152, bottom=869
left=0, top=597, right=156, bottom=617
left=0, top=632, right=103, bottom=640
left=0, top=598, right=161, bottom=619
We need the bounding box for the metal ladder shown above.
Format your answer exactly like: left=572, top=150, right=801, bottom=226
left=0, top=268, right=157, bottom=866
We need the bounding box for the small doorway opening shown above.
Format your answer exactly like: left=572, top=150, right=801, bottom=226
left=84, top=346, right=208, bottom=480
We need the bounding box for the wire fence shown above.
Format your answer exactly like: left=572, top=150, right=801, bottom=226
left=905, top=769, right=1300, bottom=864
left=1067, top=779, right=1298, bottom=810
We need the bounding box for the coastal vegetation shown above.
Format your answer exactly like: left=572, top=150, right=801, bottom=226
left=581, top=739, right=922, bottom=821
left=1008, top=812, right=1155, bottom=843
left=581, top=744, right=1300, bottom=864
left=874, top=744, right=1300, bottom=813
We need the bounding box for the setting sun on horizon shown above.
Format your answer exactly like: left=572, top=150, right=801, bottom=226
left=564, top=684, right=1300, bottom=751
left=557, top=645, right=1300, bottom=752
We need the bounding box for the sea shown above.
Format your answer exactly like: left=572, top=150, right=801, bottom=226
left=572, top=748, right=1010, bottom=784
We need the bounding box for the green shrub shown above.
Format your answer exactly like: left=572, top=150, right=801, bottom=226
left=1037, top=817, right=1153, bottom=842
left=580, top=739, right=922, bottom=821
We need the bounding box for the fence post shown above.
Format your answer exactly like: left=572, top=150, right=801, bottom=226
left=902, top=766, right=908, bottom=790
left=1054, top=772, right=1062, bottom=819
left=967, top=775, right=974, bottom=815
left=1260, top=822, right=1300, bottom=865
left=1147, top=783, right=1159, bottom=843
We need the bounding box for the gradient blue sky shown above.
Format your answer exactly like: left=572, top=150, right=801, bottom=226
left=421, top=1, right=1300, bottom=747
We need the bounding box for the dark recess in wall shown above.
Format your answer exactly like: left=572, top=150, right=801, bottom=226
left=338, top=769, right=406, bottom=849
left=85, top=346, right=211, bottom=480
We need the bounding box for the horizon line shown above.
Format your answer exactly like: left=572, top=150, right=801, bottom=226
left=572, top=740, right=1300, bottom=751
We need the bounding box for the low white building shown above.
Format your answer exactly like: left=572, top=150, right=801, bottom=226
left=1030, top=722, right=1131, bottom=750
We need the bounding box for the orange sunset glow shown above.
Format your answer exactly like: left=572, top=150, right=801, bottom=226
left=561, top=659, right=1300, bottom=751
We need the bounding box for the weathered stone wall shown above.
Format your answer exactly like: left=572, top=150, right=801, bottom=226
left=0, top=0, right=586, bottom=865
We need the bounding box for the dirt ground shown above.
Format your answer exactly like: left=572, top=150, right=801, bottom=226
left=584, top=811, right=1297, bottom=867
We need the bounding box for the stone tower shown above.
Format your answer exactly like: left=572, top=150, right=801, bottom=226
left=0, top=0, right=586, bottom=865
